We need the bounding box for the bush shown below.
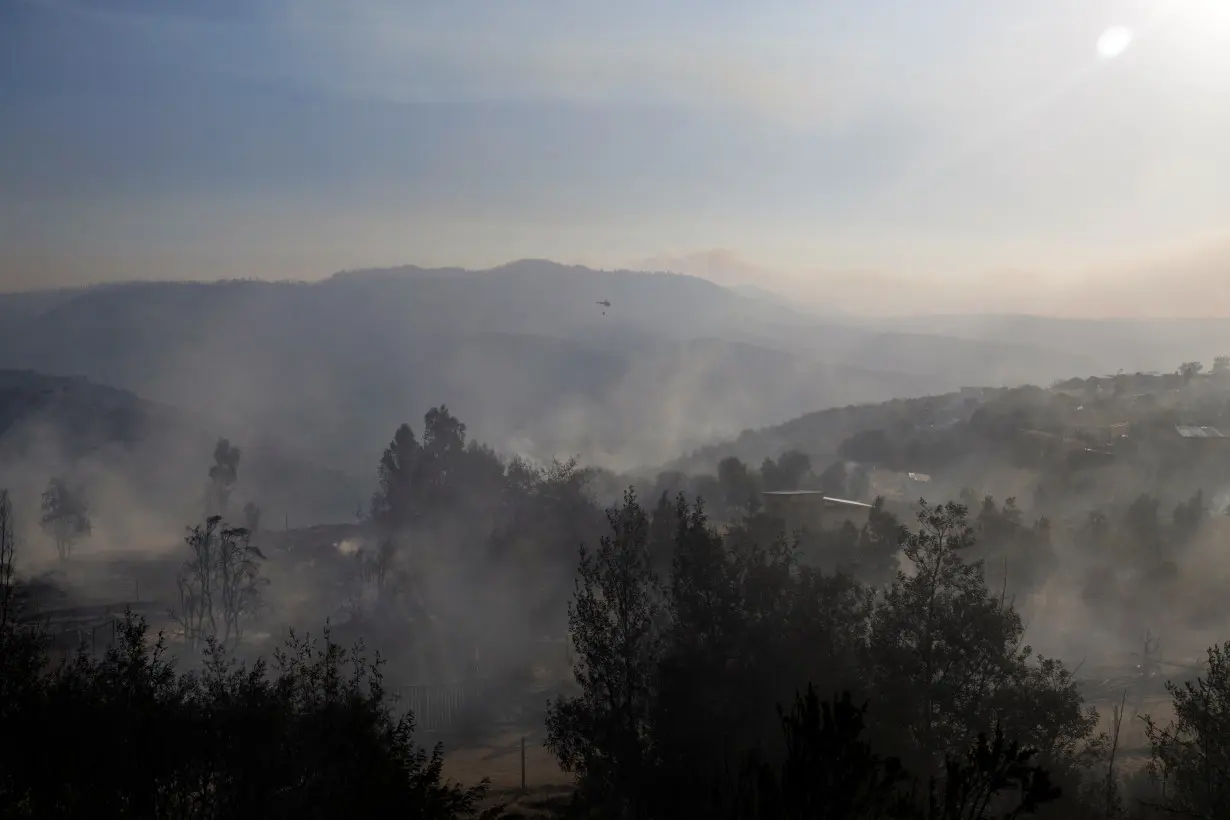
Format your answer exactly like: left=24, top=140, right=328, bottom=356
left=0, top=615, right=489, bottom=820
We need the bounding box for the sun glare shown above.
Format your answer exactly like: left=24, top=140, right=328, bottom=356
left=1096, top=25, right=1134, bottom=58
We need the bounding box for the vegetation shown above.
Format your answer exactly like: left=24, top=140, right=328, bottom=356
left=0, top=498, right=491, bottom=820
left=39, top=477, right=90, bottom=562
left=172, top=516, right=268, bottom=652
left=2, top=355, right=1230, bottom=817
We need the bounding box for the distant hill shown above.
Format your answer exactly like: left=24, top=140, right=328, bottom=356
left=0, top=370, right=360, bottom=557
left=664, top=368, right=1230, bottom=513
left=0, top=260, right=1211, bottom=473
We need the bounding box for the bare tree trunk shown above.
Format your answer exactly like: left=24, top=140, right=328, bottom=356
left=0, top=490, right=16, bottom=632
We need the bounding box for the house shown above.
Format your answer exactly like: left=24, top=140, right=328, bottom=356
left=1175, top=425, right=1230, bottom=441
left=760, top=491, right=873, bottom=532
left=1069, top=422, right=1131, bottom=445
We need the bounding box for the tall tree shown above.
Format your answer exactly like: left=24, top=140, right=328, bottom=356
left=0, top=490, right=14, bottom=632
left=761, top=450, right=812, bottom=492
left=371, top=423, right=422, bottom=533
left=1178, top=361, right=1204, bottom=384
left=546, top=489, right=662, bottom=817
left=1147, top=641, right=1230, bottom=818
left=206, top=438, right=243, bottom=518
left=243, top=501, right=262, bottom=534
left=848, top=464, right=872, bottom=500
left=39, top=477, right=91, bottom=562
left=717, top=457, right=761, bottom=517
left=818, top=461, right=850, bottom=497
left=173, top=516, right=268, bottom=651
left=866, top=501, right=1094, bottom=776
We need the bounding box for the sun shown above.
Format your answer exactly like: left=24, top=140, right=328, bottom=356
left=1096, top=25, right=1134, bottom=58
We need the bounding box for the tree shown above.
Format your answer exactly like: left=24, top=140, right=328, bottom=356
left=1, top=614, right=490, bottom=818
left=761, top=451, right=812, bottom=492
left=1213, top=355, right=1230, bottom=376
left=39, top=477, right=91, bottom=562
left=855, top=497, right=905, bottom=587
left=724, top=688, right=1061, bottom=820
left=0, top=489, right=15, bottom=632
left=370, top=405, right=478, bottom=534
left=866, top=502, right=1095, bottom=777
left=371, top=422, right=422, bottom=533
left=718, top=457, right=761, bottom=517
left=243, top=501, right=262, bottom=534
left=1145, top=641, right=1230, bottom=818
left=207, top=438, right=242, bottom=518
left=1178, top=361, right=1204, bottom=384
left=419, top=405, right=468, bottom=506
left=653, top=497, right=879, bottom=817
left=848, top=465, right=872, bottom=501
left=545, top=489, right=662, bottom=817
left=1172, top=490, right=1205, bottom=546
left=647, top=491, right=677, bottom=575
left=818, top=461, right=849, bottom=497
left=173, top=516, right=268, bottom=651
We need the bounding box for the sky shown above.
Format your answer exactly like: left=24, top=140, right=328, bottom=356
left=2, top=0, right=1229, bottom=315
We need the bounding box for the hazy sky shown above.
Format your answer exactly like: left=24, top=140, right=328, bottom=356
left=2, top=0, right=1229, bottom=314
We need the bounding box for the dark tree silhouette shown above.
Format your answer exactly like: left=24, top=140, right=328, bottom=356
left=546, top=489, right=661, bottom=817
left=173, top=516, right=268, bottom=652
left=39, top=477, right=91, bottom=562
left=243, top=500, right=262, bottom=534
left=207, top=438, right=243, bottom=518
left=0, top=614, right=490, bottom=819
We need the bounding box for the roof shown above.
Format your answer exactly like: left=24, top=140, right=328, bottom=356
left=760, top=491, right=873, bottom=509
left=1176, top=425, right=1229, bottom=439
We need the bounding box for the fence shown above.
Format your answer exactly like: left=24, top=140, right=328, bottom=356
left=392, top=678, right=493, bottom=733
left=20, top=601, right=168, bottom=665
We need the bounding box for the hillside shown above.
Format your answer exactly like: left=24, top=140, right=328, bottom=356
left=0, top=370, right=360, bottom=560
left=664, top=366, right=1230, bottom=518
left=0, top=260, right=1148, bottom=474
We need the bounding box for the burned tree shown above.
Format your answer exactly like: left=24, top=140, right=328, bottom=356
left=173, top=516, right=268, bottom=651
left=0, top=489, right=15, bottom=631
left=205, top=439, right=242, bottom=519
left=242, top=501, right=262, bottom=534
left=39, top=477, right=91, bottom=562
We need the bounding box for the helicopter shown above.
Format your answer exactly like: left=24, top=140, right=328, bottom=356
left=597, top=299, right=611, bottom=315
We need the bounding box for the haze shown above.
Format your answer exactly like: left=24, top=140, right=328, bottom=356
left=3, top=0, right=1229, bottom=316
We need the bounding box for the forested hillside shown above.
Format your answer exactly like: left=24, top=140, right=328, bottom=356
left=0, top=261, right=1159, bottom=474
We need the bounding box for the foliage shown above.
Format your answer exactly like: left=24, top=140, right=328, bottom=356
left=206, top=438, right=242, bottom=518
left=760, top=450, right=812, bottom=492
left=545, top=489, right=661, bottom=817
left=173, top=516, right=269, bottom=652
left=1178, top=361, right=1204, bottom=383
left=0, top=489, right=14, bottom=632
left=1145, top=641, right=1230, bottom=818
left=39, top=477, right=90, bottom=562
left=242, top=500, right=262, bottom=533
left=724, top=688, right=1061, bottom=820
left=718, top=456, right=763, bottom=518
left=0, top=614, right=489, bottom=819
left=550, top=491, right=1091, bottom=819
left=818, top=461, right=849, bottom=496
left=866, top=502, right=1095, bottom=776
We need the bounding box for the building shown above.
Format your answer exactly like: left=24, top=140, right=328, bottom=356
left=1175, top=425, right=1230, bottom=441
left=760, top=491, right=873, bottom=532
